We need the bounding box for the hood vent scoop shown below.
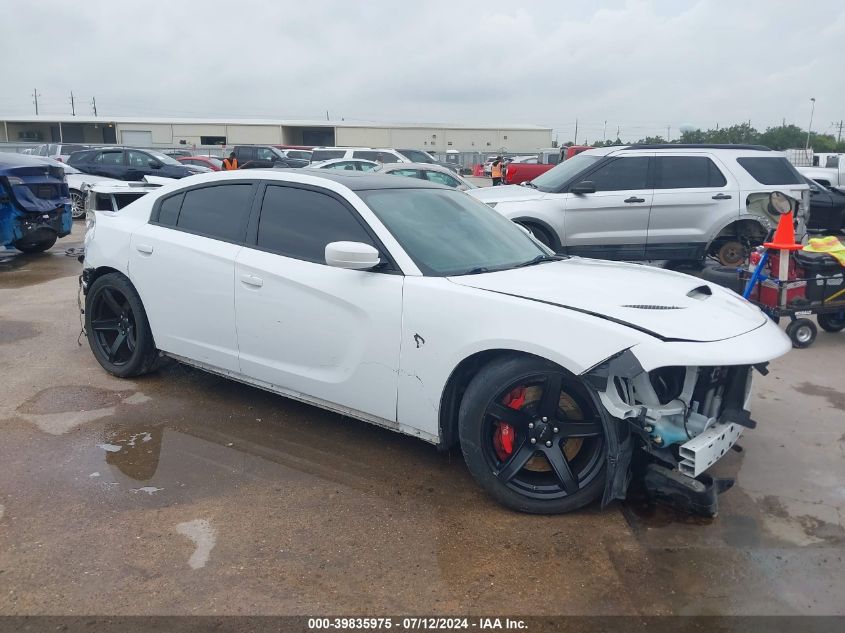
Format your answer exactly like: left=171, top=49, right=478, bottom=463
left=687, top=285, right=713, bottom=300
left=621, top=304, right=685, bottom=310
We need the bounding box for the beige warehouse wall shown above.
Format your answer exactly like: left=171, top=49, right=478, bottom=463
left=389, top=129, right=443, bottom=150
left=226, top=125, right=282, bottom=144
left=336, top=127, right=392, bottom=147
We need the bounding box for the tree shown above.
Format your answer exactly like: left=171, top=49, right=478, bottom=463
left=757, top=124, right=805, bottom=150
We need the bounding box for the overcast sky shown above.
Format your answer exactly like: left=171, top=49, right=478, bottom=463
left=3, top=0, right=844, bottom=142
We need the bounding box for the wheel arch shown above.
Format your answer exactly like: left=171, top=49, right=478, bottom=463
left=512, top=216, right=562, bottom=252
left=438, top=348, right=567, bottom=450
left=707, top=218, right=768, bottom=253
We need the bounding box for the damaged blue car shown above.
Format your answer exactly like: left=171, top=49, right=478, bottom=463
left=0, top=152, right=72, bottom=252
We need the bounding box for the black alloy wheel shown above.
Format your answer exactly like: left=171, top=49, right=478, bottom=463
left=459, top=356, right=607, bottom=514
left=85, top=273, right=159, bottom=377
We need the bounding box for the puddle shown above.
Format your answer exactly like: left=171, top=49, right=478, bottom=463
left=103, top=427, right=164, bottom=482
left=176, top=519, right=217, bottom=569
left=794, top=382, right=845, bottom=410
left=621, top=479, right=714, bottom=531
left=17, top=386, right=150, bottom=435
left=18, top=386, right=130, bottom=415
left=0, top=320, right=39, bottom=345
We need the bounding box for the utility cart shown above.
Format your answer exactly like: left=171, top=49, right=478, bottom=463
left=741, top=248, right=845, bottom=348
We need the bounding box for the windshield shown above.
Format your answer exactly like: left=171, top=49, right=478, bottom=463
left=531, top=153, right=603, bottom=191
left=358, top=188, right=548, bottom=276
left=399, top=150, right=434, bottom=163
left=144, top=149, right=182, bottom=166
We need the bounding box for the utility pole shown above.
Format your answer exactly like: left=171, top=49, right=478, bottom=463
left=91, top=96, right=98, bottom=116
left=603, top=120, right=607, bottom=142
left=32, top=88, right=41, bottom=115
left=573, top=118, right=578, bottom=145
left=616, top=125, right=620, bottom=140
left=326, top=110, right=329, bottom=121
left=805, top=97, right=816, bottom=152
left=69, top=91, right=75, bottom=116
left=834, top=120, right=844, bottom=144
left=666, top=125, right=671, bottom=141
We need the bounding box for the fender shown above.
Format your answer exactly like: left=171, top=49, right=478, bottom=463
left=512, top=216, right=562, bottom=251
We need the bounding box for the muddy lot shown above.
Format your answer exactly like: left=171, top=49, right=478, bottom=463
left=0, top=225, right=843, bottom=616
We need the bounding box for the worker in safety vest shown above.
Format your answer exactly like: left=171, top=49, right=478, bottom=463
left=491, top=156, right=504, bottom=185
left=222, top=152, right=238, bottom=170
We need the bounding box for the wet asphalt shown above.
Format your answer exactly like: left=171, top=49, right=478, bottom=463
left=0, top=224, right=843, bottom=616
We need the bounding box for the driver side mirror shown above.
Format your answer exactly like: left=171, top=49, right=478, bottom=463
left=325, top=241, right=381, bottom=270
left=570, top=181, right=596, bottom=195
left=150, top=161, right=162, bottom=170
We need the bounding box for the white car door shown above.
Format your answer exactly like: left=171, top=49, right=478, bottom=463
left=645, top=154, right=739, bottom=260
left=234, top=182, right=403, bottom=423
left=561, top=153, right=653, bottom=260
left=128, top=181, right=257, bottom=372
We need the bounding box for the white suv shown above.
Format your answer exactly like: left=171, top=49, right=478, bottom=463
left=469, top=144, right=810, bottom=266
left=310, top=147, right=409, bottom=164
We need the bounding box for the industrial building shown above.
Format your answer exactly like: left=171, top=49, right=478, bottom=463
left=0, top=115, right=553, bottom=154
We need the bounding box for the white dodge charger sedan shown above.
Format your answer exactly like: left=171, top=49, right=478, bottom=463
left=80, top=169, right=791, bottom=514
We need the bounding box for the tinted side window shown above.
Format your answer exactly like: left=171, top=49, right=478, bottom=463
left=256, top=185, right=374, bottom=263
left=425, top=171, right=461, bottom=187
left=655, top=156, right=727, bottom=188
left=176, top=184, right=253, bottom=241
left=96, top=151, right=124, bottom=165
left=736, top=157, right=803, bottom=185
left=157, top=193, right=184, bottom=226
left=236, top=147, right=255, bottom=162
left=583, top=157, right=650, bottom=191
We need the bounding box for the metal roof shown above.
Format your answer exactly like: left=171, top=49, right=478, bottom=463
left=0, top=115, right=551, bottom=131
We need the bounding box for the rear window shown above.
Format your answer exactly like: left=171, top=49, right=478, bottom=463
left=311, top=150, right=345, bottom=161
left=736, top=157, right=803, bottom=185
left=175, top=184, right=253, bottom=242
left=114, top=193, right=146, bottom=209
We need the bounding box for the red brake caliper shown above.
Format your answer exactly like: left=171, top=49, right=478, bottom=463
left=494, top=386, right=525, bottom=461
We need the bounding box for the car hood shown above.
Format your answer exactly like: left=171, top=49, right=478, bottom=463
left=467, top=184, right=546, bottom=204
left=66, top=173, right=118, bottom=187
left=448, top=258, right=768, bottom=342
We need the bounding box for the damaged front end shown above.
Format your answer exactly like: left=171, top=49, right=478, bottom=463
left=585, top=350, right=764, bottom=516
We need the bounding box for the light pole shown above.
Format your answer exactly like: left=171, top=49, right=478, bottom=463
left=805, top=97, right=816, bottom=153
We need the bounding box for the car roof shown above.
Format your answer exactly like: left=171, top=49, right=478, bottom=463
left=380, top=162, right=453, bottom=172
left=0, top=152, right=63, bottom=170
left=312, top=158, right=379, bottom=167
left=270, top=168, right=449, bottom=191
left=582, top=143, right=777, bottom=158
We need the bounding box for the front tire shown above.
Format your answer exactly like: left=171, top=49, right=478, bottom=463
left=786, top=318, right=817, bottom=348
left=458, top=355, right=607, bottom=514
left=85, top=273, right=159, bottom=377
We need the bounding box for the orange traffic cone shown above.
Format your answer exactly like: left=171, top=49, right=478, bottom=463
left=763, top=211, right=803, bottom=251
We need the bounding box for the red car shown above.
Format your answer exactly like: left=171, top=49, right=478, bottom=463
left=177, top=156, right=224, bottom=171
left=504, top=145, right=593, bottom=184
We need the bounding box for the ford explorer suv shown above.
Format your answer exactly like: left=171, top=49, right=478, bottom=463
left=469, top=144, right=810, bottom=266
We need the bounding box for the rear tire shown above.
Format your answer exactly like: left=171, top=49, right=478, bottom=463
left=520, top=222, right=555, bottom=251
left=14, top=233, right=57, bottom=253
left=458, top=355, right=607, bottom=514
left=817, top=312, right=845, bottom=333
left=85, top=272, right=159, bottom=378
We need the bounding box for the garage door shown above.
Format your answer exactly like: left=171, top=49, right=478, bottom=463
left=120, top=130, right=153, bottom=146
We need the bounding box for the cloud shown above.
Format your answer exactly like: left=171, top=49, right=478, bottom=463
left=2, top=0, right=842, bottom=141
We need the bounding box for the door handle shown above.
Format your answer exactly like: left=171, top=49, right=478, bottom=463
left=712, top=193, right=732, bottom=200
left=136, top=243, right=154, bottom=254
left=240, top=274, right=263, bottom=288
left=624, top=197, right=646, bottom=203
